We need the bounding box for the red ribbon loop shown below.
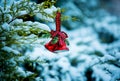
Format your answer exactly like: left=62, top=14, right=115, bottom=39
left=50, top=30, right=68, bottom=45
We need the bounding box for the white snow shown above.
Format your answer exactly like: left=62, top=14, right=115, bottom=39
left=32, top=22, right=50, bottom=31
left=16, top=67, right=26, bottom=77
left=2, top=46, right=20, bottom=55
left=56, top=57, right=70, bottom=73
left=35, top=6, right=57, bottom=22
left=2, top=23, right=10, bottom=31
left=44, top=6, right=57, bottom=14
left=25, top=46, right=57, bottom=60
left=35, top=13, right=54, bottom=22
left=93, top=66, right=111, bottom=81
left=10, top=19, right=23, bottom=25
left=17, top=10, right=28, bottom=16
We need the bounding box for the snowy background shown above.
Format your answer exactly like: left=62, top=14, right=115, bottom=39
left=0, top=0, right=120, bottom=81
left=28, top=0, right=120, bottom=81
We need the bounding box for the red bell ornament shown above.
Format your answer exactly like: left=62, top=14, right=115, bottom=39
left=45, top=11, right=69, bottom=52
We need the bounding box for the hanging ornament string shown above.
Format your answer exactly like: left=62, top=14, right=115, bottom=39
left=45, top=11, right=69, bottom=52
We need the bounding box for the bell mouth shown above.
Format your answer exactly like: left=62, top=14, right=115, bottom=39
left=53, top=49, right=69, bottom=53
left=45, top=42, right=69, bottom=53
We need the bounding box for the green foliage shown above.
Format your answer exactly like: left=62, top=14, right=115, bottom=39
left=0, top=0, right=70, bottom=80
left=0, top=0, right=56, bottom=80
left=42, top=0, right=56, bottom=9
left=51, top=36, right=58, bottom=44
left=0, top=0, right=57, bottom=24
left=38, top=30, right=51, bottom=38
left=65, top=39, right=69, bottom=45
left=93, top=50, right=104, bottom=57
left=61, top=14, right=79, bottom=22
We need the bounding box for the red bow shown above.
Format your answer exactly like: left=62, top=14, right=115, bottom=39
left=50, top=30, right=68, bottom=45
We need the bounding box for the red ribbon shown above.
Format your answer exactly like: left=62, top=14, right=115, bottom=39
left=44, top=11, right=69, bottom=52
